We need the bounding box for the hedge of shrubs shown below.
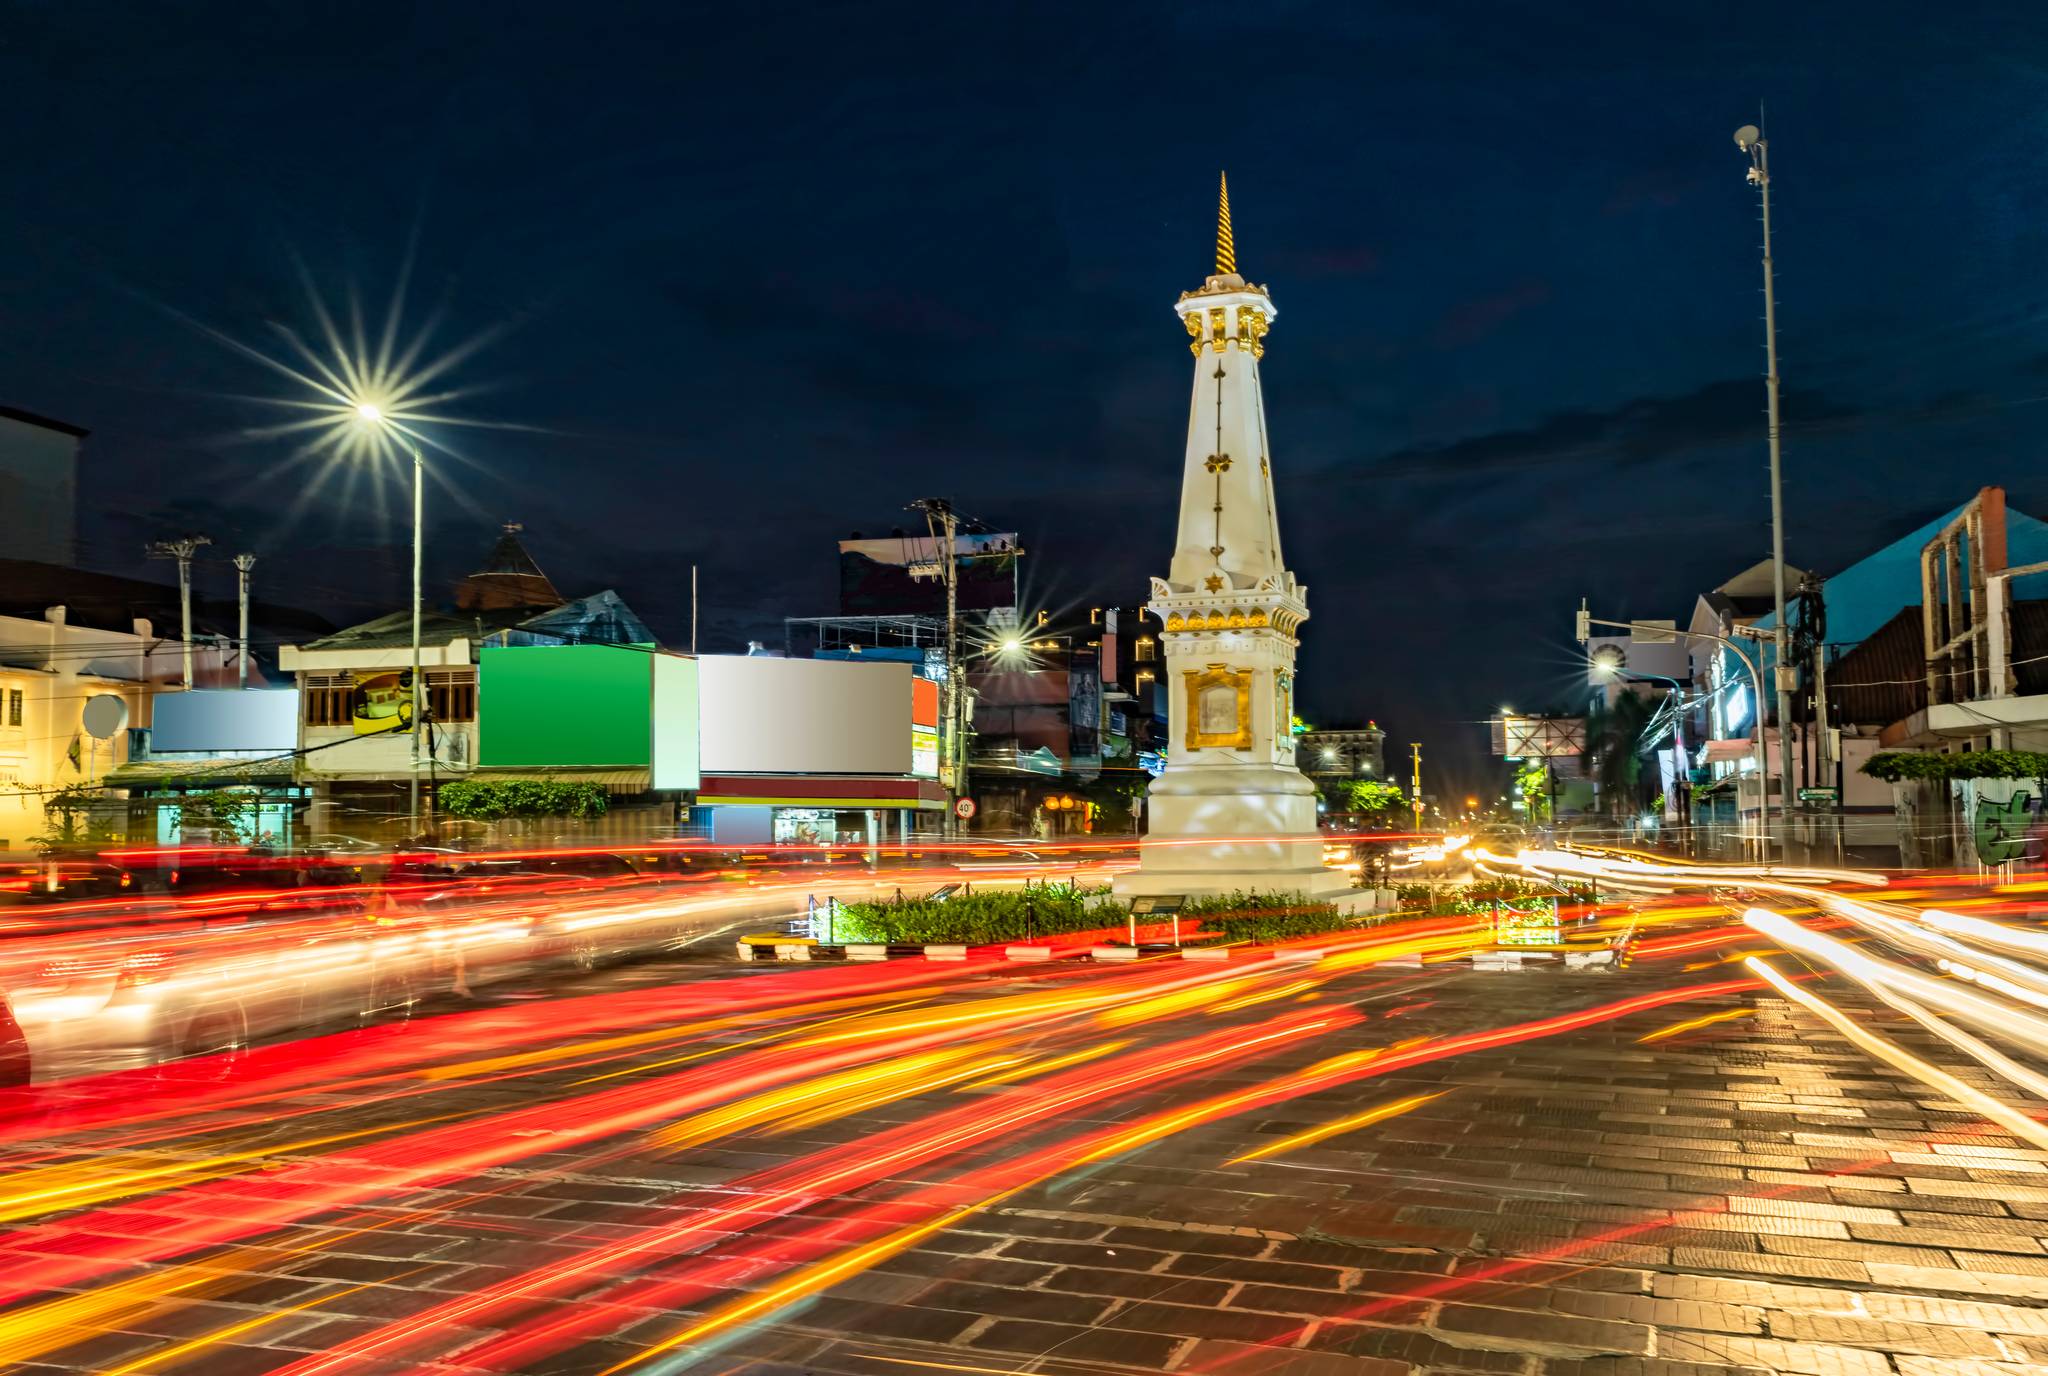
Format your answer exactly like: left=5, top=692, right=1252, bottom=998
left=1862, top=750, right=2048, bottom=782
left=834, top=883, right=1118, bottom=946
left=436, top=778, right=610, bottom=820
left=833, top=885, right=1363, bottom=946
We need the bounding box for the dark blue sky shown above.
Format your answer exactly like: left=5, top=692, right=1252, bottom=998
left=6, top=2, right=2048, bottom=789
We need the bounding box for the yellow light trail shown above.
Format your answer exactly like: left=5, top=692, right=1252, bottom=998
left=1226, top=1092, right=1442, bottom=1164
left=1635, top=1008, right=1753, bottom=1043
left=607, top=1018, right=1339, bottom=1373
left=648, top=1045, right=1010, bottom=1151
left=1745, top=956, right=2048, bottom=1153
left=1097, top=974, right=1267, bottom=1027
left=597, top=1190, right=1028, bottom=1376
left=0, top=1113, right=463, bottom=1224
left=957, top=1040, right=1130, bottom=1090
left=95, top=1279, right=391, bottom=1376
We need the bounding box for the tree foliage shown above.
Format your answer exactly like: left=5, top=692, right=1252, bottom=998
left=30, top=783, right=121, bottom=851
left=1336, top=779, right=1408, bottom=817
left=1584, top=695, right=1656, bottom=815
left=1515, top=759, right=1552, bottom=822
left=1862, top=750, right=2048, bottom=783
left=436, top=779, right=610, bottom=820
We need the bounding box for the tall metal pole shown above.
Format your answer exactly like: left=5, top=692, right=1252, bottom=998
left=1740, top=118, right=1795, bottom=858
left=690, top=564, right=699, bottom=656
left=942, top=506, right=963, bottom=836
left=232, top=553, right=256, bottom=689
left=148, top=536, right=211, bottom=689
left=407, top=442, right=424, bottom=837
left=908, top=498, right=966, bottom=837
left=1409, top=742, right=1423, bottom=833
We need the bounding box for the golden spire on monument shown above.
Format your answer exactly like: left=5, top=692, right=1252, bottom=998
left=1216, top=170, right=1236, bottom=276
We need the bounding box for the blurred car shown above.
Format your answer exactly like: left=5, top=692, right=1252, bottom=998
left=0, top=858, right=134, bottom=906
left=0, top=994, right=29, bottom=1085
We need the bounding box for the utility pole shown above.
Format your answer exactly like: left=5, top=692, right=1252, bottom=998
left=690, top=564, right=699, bottom=656
left=1736, top=116, right=1796, bottom=858
left=910, top=498, right=965, bottom=836
left=148, top=536, right=211, bottom=689
left=1409, top=742, right=1424, bottom=833
left=232, top=553, right=256, bottom=688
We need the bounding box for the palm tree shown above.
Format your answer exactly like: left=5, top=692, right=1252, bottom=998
left=1584, top=692, right=1657, bottom=817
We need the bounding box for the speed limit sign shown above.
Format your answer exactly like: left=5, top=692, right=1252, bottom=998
left=954, top=797, right=977, bottom=820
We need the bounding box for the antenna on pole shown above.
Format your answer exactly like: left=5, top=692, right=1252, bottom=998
left=148, top=535, right=212, bottom=689
left=232, top=553, right=257, bottom=688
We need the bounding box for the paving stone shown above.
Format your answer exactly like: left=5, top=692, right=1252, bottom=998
left=1653, top=1331, right=1895, bottom=1375
left=1166, top=1253, right=1354, bottom=1289
left=1171, top=1340, right=1414, bottom=1375
left=1893, top=1358, right=2048, bottom=1376
left=1666, top=1247, right=1870, bottom=1284
left=1538, top=1359, right=1778, bottom=1376
left=1229, top=1282, right=1433, bottom=1326
left=967, top=1316, right=1189, bottom=1367
left=1862, top=1291, right=2048, bottom=1333
left=1106, top=1299, right=1308, bottom=1343
left=1434, top=1303, right=1652, bottom=1357
left=1767, top=1309, right=2009, bottom=1357
left=1309, top=1322, right=1534, bottom=1371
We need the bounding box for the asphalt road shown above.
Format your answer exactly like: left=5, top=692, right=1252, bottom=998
left=4, top=900, right=2047, bottom=1376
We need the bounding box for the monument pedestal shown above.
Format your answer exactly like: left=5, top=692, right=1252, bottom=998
left=1113, top=764, right=1377, bottom=914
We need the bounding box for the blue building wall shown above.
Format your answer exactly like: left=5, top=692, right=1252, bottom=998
left=1720, top=501, right=2048, bottom=693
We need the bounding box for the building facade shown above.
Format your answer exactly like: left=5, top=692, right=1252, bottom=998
left=0, top=406, right=83, bottom=568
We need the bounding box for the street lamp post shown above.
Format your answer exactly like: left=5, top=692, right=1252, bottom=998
left=1735, top=118, right=1799, bottom=856
left=356, top=403, right=426, bottom=837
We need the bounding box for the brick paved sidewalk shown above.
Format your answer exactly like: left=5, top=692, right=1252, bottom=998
left=17, top=959, right=2048, bottom=1375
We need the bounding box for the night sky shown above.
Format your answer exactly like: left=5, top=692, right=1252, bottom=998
left=7, top=3, right=2048, bottom=794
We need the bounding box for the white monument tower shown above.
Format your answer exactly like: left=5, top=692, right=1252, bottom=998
left=1115, top=175, right=1365, bottom=909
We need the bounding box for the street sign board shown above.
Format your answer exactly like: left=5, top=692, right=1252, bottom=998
left=953, top=797, right=977, bottom=819
left=1129, top=895, right=1186, bottom=915
left=1491, top=715, right=1585, bottom=759
left=1798, top=787, right=1839, bottom=806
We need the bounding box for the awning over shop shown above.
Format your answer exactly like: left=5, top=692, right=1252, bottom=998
left=696, top=774, right=947, bottom=809
left=104, top=758, right=295, bottom=788
left=468, top=767, right=654, bottom=795
left=1701, top=738, right=1755, bottom=764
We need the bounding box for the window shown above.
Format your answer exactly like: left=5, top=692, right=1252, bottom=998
left=428, top=669, right=476, bottom=723
left=1135, top=637, right=1156, bottom=662
left=5, top=689, right=20, bottom=727
left=303, top=676, right=352, bottom=727
left=1135, top=669, right=1155, bottom=691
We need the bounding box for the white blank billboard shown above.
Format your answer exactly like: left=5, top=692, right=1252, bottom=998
left=651, top=654, right=701, bottom=790
left=150, top=689, right=300, bottom=754
left=698, top=657, right=910, bottom=775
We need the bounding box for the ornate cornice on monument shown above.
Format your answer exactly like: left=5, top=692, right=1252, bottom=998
left=1146, top=571, right=1308, bottom=642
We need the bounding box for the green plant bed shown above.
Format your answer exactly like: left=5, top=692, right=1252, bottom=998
left=1182, top=891, right=1359, bottom=943
left=835, top=883, right=1123, bottom=946
left=834, top=885, right=1372, bottom=947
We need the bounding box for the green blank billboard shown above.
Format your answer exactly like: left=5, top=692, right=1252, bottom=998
left=479, top=645, right=651, bottom=767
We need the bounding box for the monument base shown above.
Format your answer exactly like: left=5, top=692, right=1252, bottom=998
left=1113, top=863, right=1382, bottom=916
left=1113, top=763, right=1383, bottom=915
